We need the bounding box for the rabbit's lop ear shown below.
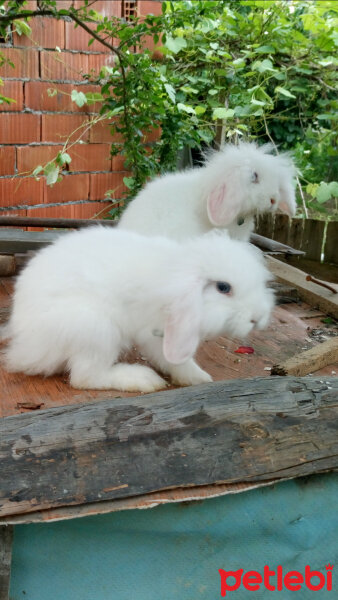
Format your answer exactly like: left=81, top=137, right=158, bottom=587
left=278, top=183, right=296, bottom=217
left=163, top=283, right=202, bottom=364
left=207, top=183, right=241, bottom=226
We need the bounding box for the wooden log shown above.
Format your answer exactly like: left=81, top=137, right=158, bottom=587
left=267, top=256, right=338, bottom=318
left=324, top=221, right=338, bottom=265
left=271, top=337, right=338, bottom=376
left=0, top=376, right=337, bottom=518
left=0, top=526, right=13, bottom=600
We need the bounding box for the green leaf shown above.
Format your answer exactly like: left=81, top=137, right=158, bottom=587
left=44, top=162, right=60, bottom=186
left=71, top=90, right=87, bottom=108
left=57, top=152, right=72, bottom=166
left=47, top=88, right=57, bottom=97
left=164, top=35, right=187, bottom=54
left=328, top=181, right=338, bottom=197
left=32, top=165, right=43, bottom=178
left=177, top=103, right=195, bottom=114
left=123, top=176, right=135, bottom=189
left=275, top=86, right=296, bottom=99
left=164, top=83, right=176, bottom=102
left=85, top=92, right=104, bottom=105
left=212, top=108, right=235, bottom=120
left=315, top=182, right=333, bottom=204
left=13, top=20, right=31, bottom=37
left=255, top=45, right=275, bottom=54
left=252, top=59, right=275, bottom=73
left=195, top=105, right=207, bottom=115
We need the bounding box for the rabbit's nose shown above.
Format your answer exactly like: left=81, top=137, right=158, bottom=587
left=250, top=319, right=257, bottom=325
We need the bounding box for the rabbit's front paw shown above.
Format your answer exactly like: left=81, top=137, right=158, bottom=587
left=170, top=360, right=212, bottom=387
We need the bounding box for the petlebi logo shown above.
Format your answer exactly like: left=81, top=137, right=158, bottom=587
left=219, top=564, right=334, bottom=596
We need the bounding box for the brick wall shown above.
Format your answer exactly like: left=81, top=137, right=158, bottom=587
left=0, top=0, right=162, bottom=221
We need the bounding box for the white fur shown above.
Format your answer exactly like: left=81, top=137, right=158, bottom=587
left=1, top=228, right=274, bottom=392
left=119, top=142, right=296, bottom=241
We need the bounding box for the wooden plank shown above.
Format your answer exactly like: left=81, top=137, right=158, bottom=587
left=301, top=219, right=325, bottom=261
left=0, top=376, right=337, bottom=518
left=0, top=526, right=13, bottom=600
left=273, top=214, right=290, bottom=245
left=271, top=337, right=338, bottom=376
left=251, top=233, right=304, bottom=256
left=0, top=216, right=117, bottom=229
left=254, top=214, right=274, bottom=238
left=324, top=221, right=338, bottom=265
left=0, top=230, right=62, bottom=254
left=267, top=256, right=338, bottom=318
left=288, top=218, right=304, bottom=251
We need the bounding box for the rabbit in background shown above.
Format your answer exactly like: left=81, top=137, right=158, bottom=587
left=1, top=227, right=274, bottom=393
left=118, top=142, right=296, bottom=242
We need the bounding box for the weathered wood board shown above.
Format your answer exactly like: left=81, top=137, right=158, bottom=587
left=267, top=256, right=338, bottom=318
left=271, top=337, right=338, bottom=376
left=0, top=376, right=337, bottom=519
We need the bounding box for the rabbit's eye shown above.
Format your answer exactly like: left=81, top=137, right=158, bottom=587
left=216, top=281, right=232, bottom=294
left=251, top=171, right=259, bottom=184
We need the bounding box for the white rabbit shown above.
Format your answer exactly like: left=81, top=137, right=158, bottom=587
left=119, top=142, right=296, bottom=241
left=1, top=227, right=274, bottom=393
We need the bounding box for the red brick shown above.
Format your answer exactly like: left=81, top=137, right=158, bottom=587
left=0, top=114, right=40, bottom=144
left=1, top=208, right=27, bottom=217
left=65, top=21, right=110, bottom=53
left=16, top=145, right=63, bottom=173
left=0, top=48, right=39, bottom=79
left=143, top=126, right=161, bottom=143
left=25, top=81, right=101, bottom=112
left=26, top=200, right=112, bottom=222
left=89, top=172, right=127, bottom=201
left=0, top=81, right=24, bottom=111
left=0, top=146, right=16, bottom=175
left=41, top=50, right=88, bottom=81
left=41, top=114, right=89, bottom=143
left=69, top=143, right=111, bottom=172
left=13, top=16, right=65, bottom=49
left=74, top=1, right=121, bottom=16
left=54, top=1, right=74, bottom=7
left=0, top=177, right=44, bottom=207
left=44, top=173, right=89, bottom=203
left=137, top=1, right=162, bottom=16
left=112, top=153, right=127, bottom=171
left=89, top=117, right=123, bottom=143
left=87, top=53, right=110, bottom=78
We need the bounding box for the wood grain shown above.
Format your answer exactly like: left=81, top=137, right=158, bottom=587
left=267, top=256, right=338, bottom=318
left=271, top=337, right=338, bottom=376
left=0, top=376, right=337, bottom=518
left=0, top=526, right=13, bottom=600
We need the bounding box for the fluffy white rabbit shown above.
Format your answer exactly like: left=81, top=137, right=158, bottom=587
left=119, top=142, right=296, bottom=241
left=1, top=227, right=273, bottom=393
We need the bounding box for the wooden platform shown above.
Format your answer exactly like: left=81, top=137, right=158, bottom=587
left=0, top=276, right=337, bottom=419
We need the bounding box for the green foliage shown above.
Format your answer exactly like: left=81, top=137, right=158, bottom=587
left=0, top=0, right=337, bottom=219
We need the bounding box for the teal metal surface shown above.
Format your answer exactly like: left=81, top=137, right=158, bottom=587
left=10, top=473, right=338, bottom=599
